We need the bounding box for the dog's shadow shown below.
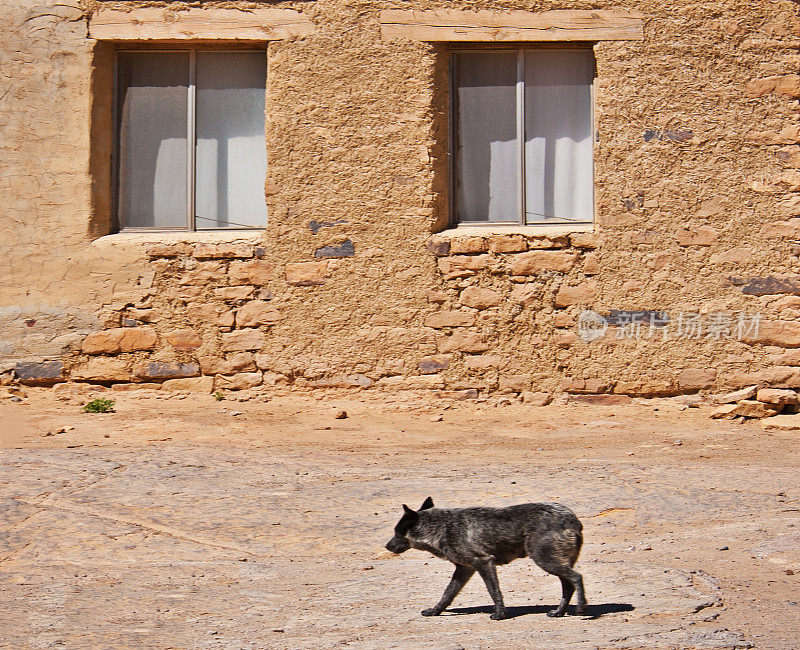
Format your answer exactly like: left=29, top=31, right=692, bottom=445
left=443, top=603, right=634, bottom=620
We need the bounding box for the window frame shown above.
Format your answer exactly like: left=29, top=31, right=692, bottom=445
left=112, top=45, right=268, bottom=233
left=448, top=45, right=596, bottom=229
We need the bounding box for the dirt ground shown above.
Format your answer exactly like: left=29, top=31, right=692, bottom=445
left=1, top=386, right=798, bottom=649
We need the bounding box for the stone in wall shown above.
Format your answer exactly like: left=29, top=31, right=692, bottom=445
left=286, top=261, right=328, bottom=286
left=164, top=329, right=202, bottom=350
left=221, top=330, right=266, bottom=352
left=236, top=302, right=282, bottom=327
left=133, top=362, right=200, bottom=381
left=424, top=311, right=475, bottom=328
left=14, top=361, right=64, bottom=385
left=82, top=328, right=157, bottom=354
left=459, top=287, right=501, bottom=310
left=508, top=251, right=578, bottom=275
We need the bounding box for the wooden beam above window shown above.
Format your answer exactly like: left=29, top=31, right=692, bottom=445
left=379, top=9, right=645, bottom=42
left=89, top=7, right=314, bottom=41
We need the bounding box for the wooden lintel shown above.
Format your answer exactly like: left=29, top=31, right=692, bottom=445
left=379, top=9, right=645, bottom=42
left=89, top=7, right=314, bottom=41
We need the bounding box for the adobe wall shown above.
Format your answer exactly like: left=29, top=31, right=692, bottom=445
left=3, top=0, right=800, bottom=398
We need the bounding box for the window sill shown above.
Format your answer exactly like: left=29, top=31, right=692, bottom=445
left=435, top=223, right=593, bottom=238
left=92, top=230, right=263, bottom=248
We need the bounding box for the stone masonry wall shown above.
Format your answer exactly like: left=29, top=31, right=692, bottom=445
left=4, top=0, right=800, bottom=398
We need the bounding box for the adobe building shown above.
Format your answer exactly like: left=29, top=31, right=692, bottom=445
left=3, top=0, right=800, bottom=398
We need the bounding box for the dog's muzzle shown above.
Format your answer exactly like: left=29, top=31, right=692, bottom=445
left=385, top=537, right=409, bottom=554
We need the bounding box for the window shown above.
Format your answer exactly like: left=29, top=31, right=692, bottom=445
left=115, top=50, right=268, bottom=230
left=451, top=48, right=594, bottom=226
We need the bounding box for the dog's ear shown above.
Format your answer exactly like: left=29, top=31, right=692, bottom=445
left=420, top=496, right=434, bottom=510
left=402, top=504, right=418, bottom=517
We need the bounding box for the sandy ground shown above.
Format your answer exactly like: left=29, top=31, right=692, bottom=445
left=0, top=386, right=799, bottom=649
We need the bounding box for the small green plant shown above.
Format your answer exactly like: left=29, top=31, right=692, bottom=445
left=213, top=391, right=225, bottom=401
left=83, top=398, right=115, bottom=413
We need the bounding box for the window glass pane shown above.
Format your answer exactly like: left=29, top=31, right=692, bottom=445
left=117, top=53, right=188, bottom=228
left=195, top=52, right=267, bottom=229
left=454, top=52, right=519, bottom=223
left=524, top=50, right=593, bottom=224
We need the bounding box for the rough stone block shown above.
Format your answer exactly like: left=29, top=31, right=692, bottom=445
left=677, top=368, right=717, bottom=390
left=221, top=329, right=266, bottom=352
left=133, top=362, right=200, bottom=380
left=286, top=261, right=328, bottom=286
left=164, top=329, right=202, bottom=350
left=710, top=247, right=755, bottom=264
left=464, top=354, right=503, bottom=369
left=569, top=233, right=598, bottom=249
left=715, top=385, right=758, bottom=403
left=187, top=303, right=235, bottom=328
left=459, top=286, right=501, bottom=310
left=526, top=235, right=569, bottom=249
left=499, top=374, right=530, bottom=393
left=192, top=243, right=254, bottom=259
left=711, top=404, right=738, bottom=419
left=762, top=219, right=800, bottom=238
left=214, top=286, right=255, bottom=300
left=564, top=378, right=611, bottom=394
left=489, top=235, right=527, bottom=253
left=437, top=331, right=489, bottom=353
left=521, top=391, right=552, bottom=406
left=756, top=388, right=799, bottom=404
left=508, top=251, right=578, bottom=275
left=742, top=320, right=800, bottom=347
left=675, top=226, right=718, bottom=246
left=161, top=376, right=214, bottom=393
left=15, top=361, right=64, bottom=385
left=739, top=277, right=800, bottom=296
left=314, top=239, right=355, bottom=259
left=424, top=311, right=476, bottom=328
left=510, top=283, right=541, bottom=306
left=427, top=291, right=447, bottom=304
left=761, top=414, right=800, bottom=430
left=554, top=282, right=597, bottom=308
left=236, top=301, right=282, bottom=327
left=418, top=356, right=450, bottom=374
left=214, top=372, right=263, bottom=390
left=745, top=74, right=800, bottom=98
left=146, top=243, right=190, bottom=257
left=229, top=260, right=274, bottom=285
left=71, top=358, right=131, bottom=382
left=437, top=255, right=491, bottom=275
left=427, top=238, right=450, bottom=256
left=179, top=261, right=226, bottom=285
left=449, top=237, right=488, bottom=254
left=569, top=394, right=633, bottom=405
left=82, top=327, right=158, bottom=354
left=729, top=400, right=783, bottom=418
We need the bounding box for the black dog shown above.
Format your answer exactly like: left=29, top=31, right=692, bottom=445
left=385, top=497, right=586, bottom=620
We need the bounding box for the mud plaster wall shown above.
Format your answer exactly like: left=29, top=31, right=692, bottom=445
left=3, top=0, right=800, bottom=396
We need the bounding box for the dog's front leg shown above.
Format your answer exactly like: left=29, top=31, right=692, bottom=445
left=422, top=564, right=475, bottom=616
left=474, top=558, right=506, bottom=620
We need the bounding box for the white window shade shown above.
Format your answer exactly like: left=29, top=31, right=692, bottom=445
left=117, top=53, right=188, bottom=228
left=195, top=52, right=267, bottom=229
left=452, top=48, right=594, bottom=226
left=524, top=50, right=593, bottom=224
left=455, top=52, right=519, bottom=223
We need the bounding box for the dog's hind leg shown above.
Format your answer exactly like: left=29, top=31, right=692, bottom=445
left=422, top=564, right=475, bottom=616
left=527, top=535, right=586, bottom=617
left=474, top=558, right=507, bottom=620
